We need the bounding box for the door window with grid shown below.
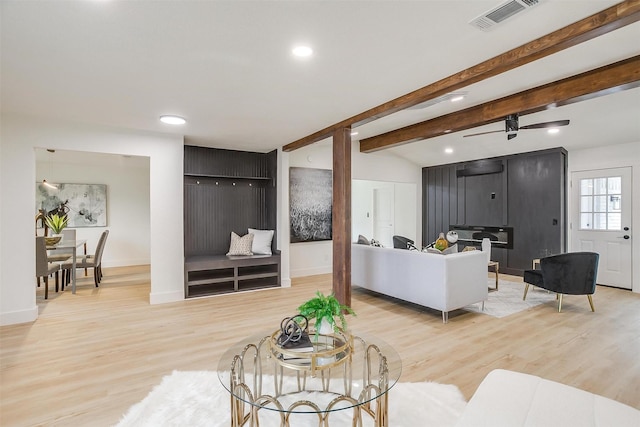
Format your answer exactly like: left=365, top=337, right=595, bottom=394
left=579, top=177, right=622, bottom=230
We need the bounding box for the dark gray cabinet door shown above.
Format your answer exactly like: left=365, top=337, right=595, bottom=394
left=507, top=151, right=566, bottom=270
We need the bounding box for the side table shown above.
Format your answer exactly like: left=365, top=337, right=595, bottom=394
left=488, top=261, right=499, bottom=290
left=218, top=331, right=402, bottom=427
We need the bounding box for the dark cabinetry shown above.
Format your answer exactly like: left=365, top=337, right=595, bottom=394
left=423, top=148, right=566, bottom=275
left=183, top=146, right=279, bottom=298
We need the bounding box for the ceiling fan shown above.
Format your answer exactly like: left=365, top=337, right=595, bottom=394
left=463, top=113, right=570, bottom=140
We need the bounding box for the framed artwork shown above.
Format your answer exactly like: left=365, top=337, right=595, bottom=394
left=36, top=183, right=107, bottom=227
left=289, top=167, right=332, bottom=243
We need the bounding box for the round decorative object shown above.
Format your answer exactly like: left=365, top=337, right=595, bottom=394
left=434, top=232, right=449, bottom=251
left=44, top=236, right=62, bottom=246
left=276, top=314, right=309, bottom=347
left=446, top=230, right=459, bottom=244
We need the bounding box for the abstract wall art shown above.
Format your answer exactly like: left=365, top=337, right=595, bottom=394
left=289, top=167, right=332, bottom=243
left=36, top=183, right=107, bottom=227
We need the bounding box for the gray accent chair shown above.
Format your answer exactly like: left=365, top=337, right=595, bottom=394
left=523, top=252, right=599, bottom=312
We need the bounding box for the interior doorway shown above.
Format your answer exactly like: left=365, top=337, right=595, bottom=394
left=34, top=148, right=151, bottom=298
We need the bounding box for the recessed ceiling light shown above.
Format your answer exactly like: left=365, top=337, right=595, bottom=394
left=450, top=96, right=465, bottom=102
left=547, top=128, right=560, bottom=134
left=445, top=148, right=454, bottom=154
left=292, top=45, right=313, bottom=57
left=160, top=115, right=186, bottom=125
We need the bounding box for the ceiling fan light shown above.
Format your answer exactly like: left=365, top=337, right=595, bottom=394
left=548, top=128, right=560, bottom=134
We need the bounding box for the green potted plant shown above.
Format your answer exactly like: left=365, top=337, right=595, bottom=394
left=44, top=213, right=68, bottom=245
left=298, top=291, right=356, bottom=336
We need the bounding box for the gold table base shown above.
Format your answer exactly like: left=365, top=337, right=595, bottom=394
left=228, top=334, right=391, bottom=427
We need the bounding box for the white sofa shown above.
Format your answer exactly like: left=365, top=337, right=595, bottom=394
left=457, top=369, right=640, bottom=426
left=351, top=244, right=487, bottom=322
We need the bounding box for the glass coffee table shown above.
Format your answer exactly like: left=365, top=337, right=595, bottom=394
left=217, top=330, right=402, bottom=427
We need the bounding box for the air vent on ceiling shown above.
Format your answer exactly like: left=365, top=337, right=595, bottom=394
left=469, top=0, right=541, bottom=31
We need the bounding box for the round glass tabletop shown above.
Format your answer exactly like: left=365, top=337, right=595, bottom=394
left=217, top=330, right=402, bottom=415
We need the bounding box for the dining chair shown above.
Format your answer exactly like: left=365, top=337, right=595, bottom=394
left=61, top=230, right=109, bottom=289
left=36, top=236, right=62, bottom=299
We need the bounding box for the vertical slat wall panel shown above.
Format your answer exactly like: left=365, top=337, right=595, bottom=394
left=449, top=167, right=458, bottom=228
left=423, top=164, right=458, bottom=245
left=184, top=146, right=278, bottom=257
left=422, top=148, right=566, bottom=275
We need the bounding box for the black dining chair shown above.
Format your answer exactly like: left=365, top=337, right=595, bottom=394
left=523, top=252, right=599, bottom=312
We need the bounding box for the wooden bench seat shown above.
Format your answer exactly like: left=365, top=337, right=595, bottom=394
left=184, top=253, right=280, bottom=298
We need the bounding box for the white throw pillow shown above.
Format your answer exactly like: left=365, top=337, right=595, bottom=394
left=248, top=228, right=274, bottom=255
left=227, top=232, right=254, bottom=256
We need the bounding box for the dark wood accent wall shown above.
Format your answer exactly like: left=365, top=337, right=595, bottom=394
left=184, top=146, right=278, bottom=257
left=423, top=148, right=567, bottom=275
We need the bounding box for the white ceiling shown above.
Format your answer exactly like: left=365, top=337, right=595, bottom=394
left=2, top=1, right=639, bottom=167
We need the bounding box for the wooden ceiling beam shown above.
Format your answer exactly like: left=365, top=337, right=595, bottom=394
left=359, top=56, right=640, bottom=152
left=282, top=0, right=640, bottom=152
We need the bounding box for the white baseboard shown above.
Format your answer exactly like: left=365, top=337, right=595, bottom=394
left=0, top=305, right=38, bottom=326
left=102, top=258, right=150, bottom=268
left=150, top=290, right=184, bottom=304
left=290, top=266, right=331, bottom=278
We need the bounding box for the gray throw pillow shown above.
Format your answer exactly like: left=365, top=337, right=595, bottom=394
left=227, top=232, right=254, bottom=256
left=357, top=234, right=370, bottom=245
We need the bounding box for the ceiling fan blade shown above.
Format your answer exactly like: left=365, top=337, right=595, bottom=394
left=520, top=120, right=570, bottom=130
left=463, top=129, right=504, bottom=138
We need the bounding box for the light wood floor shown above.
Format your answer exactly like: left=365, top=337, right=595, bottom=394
left=1, top=266, right=639, bottom=426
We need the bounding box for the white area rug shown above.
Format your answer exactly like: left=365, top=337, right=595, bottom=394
left=116, top=371, right=467, bottom=427
left=465, top=279, right=556, bottom=318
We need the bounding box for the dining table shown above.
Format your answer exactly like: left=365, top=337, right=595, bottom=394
left=47, top=238, right=87, bottom=294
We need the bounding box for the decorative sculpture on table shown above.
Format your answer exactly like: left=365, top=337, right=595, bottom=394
left=276, top=314, right=312, bottom=351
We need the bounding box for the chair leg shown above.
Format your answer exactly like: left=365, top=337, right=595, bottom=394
left=558, top=294, right=563, bottom=312
left=44, top=276, right=49, bottom=300
left=37, top=277, right=41, bottom=287
left=523, top=283, right=530, bottom=300
left=94, top=268, right=99, bottom=287
left=55, top=271, right=59, bottom=292
left=588, top=295, right=595, bottom=312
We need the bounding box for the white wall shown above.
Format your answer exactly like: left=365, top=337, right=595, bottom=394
left=568, top=141, right=640, bottom=293
left=0, top=114, right=185, bottom=325
left=285, top=140, right=422, bottom=278
left=35, top=151, right=151, bottom=267
left=352, top=180, right=417, bottom=247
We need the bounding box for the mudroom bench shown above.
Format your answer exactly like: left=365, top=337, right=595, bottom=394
left=184, top=253, right=281, bottom=298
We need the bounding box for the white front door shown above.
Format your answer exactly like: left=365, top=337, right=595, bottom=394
left=571, top=167, right=632, bottom=289
left=373, top=187, right=394, bottom=248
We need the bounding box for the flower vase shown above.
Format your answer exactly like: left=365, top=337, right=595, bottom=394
left=316, top=318, right=335, bottom=366
left=434, top=232, right=449, bottom=252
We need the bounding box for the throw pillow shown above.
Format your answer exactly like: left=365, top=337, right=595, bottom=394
left=370, top=239, right=383, bottom=247
left=247, top=228, right=274, bottom=255
left=227, top=232, right=254, bottom=256
left=357, top=234, right=370, bottom=245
